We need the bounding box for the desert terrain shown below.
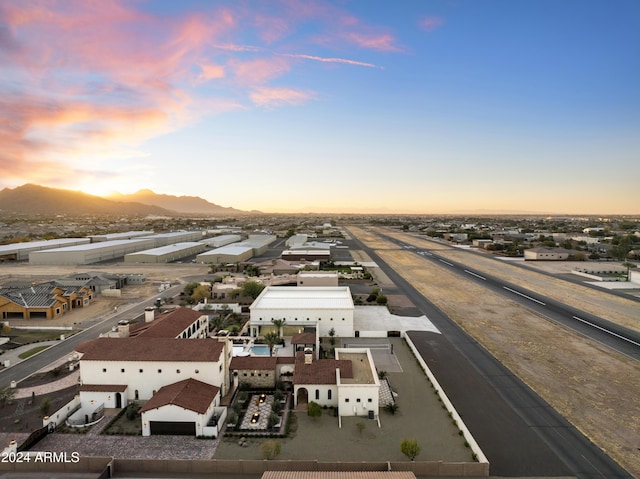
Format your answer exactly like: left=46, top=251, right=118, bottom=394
left=347, top=225, right=640, bottom=478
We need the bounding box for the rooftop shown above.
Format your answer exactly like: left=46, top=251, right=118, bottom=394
left=139, top=378, right=219, bottom=415
left=76, top=337, right=224, bottom=362
left=251, top=286, right=354, bottom=310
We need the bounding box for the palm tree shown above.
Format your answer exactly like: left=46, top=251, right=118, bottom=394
left=263, top=332, right=281, bottom=357
left=271, top=318, right=286, bottom=337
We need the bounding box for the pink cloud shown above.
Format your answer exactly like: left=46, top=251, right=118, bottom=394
left=420, top=16, right=444, bottom=32
left=0, top=0, right=402, bottom=189
left=345, top=32, right=401, bottom=52
left=250, top=87, right=315, bottom=108
left=229, top=57, right=291, bottom=86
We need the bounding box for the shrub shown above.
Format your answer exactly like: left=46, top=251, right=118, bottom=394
left=400, top=438, right=421, bottom=461
left=260, top=439, right=281, bottom=460
left=307, top=401, right=322, bottom=419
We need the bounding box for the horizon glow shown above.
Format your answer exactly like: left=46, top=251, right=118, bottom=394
left=1, top=1, right=638, bottom=215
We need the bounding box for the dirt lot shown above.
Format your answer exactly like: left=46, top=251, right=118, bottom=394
left=347, top=226, right=640, bottom=478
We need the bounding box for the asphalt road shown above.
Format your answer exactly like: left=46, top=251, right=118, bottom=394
left=0, top=284, right=184, bottom=387
left=344, top=226, right=633, bottom=479
left=377, top=232, right=640, bottom=360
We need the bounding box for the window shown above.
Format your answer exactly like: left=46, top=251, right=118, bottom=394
left=176, top=369, right=181, bottom=374
left=102, top=368, right=107, bottom=373
left=345, top=398, right=350, bottom=403
left=368, top=398, right=373, bottom=403
left=219, top=364, right=223, bottom=372
left=158, top=369, right=162, bottom=373
left=356, top=398, right=361, bottom=403
left=121, top=368, right=125, bottom=373
left=139, top=369, right=143, bottom=373
left=195, top=369, right=199, bottom=374
left=328, top=390, right=332, bottom=400
left=315, top=389, right=320, bottom=400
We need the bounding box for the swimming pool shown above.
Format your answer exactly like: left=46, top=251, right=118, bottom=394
left=250, top=345, right=271, bottom=356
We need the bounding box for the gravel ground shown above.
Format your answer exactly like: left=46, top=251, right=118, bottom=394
left=347, top=226, right=640, bottom=478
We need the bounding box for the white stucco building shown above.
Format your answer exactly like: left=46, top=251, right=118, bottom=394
left=249, top=286, right=354, bottom=341
left=293, top=348, right=380, bottom=425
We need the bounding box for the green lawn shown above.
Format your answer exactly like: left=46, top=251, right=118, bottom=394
left=18, top=345, right=51, bottom=359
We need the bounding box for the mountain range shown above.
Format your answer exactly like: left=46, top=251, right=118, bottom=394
left=0, top=184, right=254, bottom=216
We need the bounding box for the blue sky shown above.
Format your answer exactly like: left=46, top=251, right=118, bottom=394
left=1, top=0, right=638, bottom=213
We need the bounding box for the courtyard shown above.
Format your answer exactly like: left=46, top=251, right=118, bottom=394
left=19, top=337, right=476, bottom=463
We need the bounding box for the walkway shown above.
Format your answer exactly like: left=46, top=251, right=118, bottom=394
left=13, top=369, right=79, bottom=399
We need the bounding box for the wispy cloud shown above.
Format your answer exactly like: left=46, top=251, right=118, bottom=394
left=282, top=53, right=380, bottom=69
left=250, top=87, right=315, bottom=108
left=0, top=0, right=401, bottom=190
left=420, top=16, right=444, bottom=32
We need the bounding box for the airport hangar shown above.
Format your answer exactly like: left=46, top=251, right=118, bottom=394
left=196, top=234, right=276, bottom=264
left=124, top=242, right=206, bottom=264
left=29, top=239, right=157, bottom=265
left=0, top=238, right=90, bottom=261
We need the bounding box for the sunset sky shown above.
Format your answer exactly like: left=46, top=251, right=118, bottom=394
left=1, top=0, right=638, bottom=214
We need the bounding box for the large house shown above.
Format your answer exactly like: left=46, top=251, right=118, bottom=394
left=249, top=286, right=355, bottom=352
left=72, top=285, right=384, bottom=435
left=73, top=308, right=231, bottom=437
left=0, top=281, right=93, bottom=320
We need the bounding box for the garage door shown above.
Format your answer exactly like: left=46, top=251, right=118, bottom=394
left=149, top=421, right=196, bottom=435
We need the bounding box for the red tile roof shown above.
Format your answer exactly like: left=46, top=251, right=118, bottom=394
left=139, top=378, right=219, bottom=415
left=76, top=337, right=224, bottom=362
left=230, top=356, right=277, bottom=370
left=293, top=352, right=353, bottom=385
left=136, top=308, right=205, bottom=338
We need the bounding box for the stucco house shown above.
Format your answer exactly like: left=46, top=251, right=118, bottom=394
left=72, top=307, right=231, bottom=436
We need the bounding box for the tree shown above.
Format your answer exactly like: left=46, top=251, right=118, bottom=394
left=40, top=398, right=51, bottom=417
left=376, top=294, right=388, bottom=305
left=260, top=440, right=281, bottom=460
left=328, top=327, right=336, bottom=347
left=271, top=318, right=286, bottom=337
left=191, top=284, right=210, bottom=303
left=384, top=403, right=399, bottom=415
left=263, top=332, right=280, bottom=357
left=183, top=282, right=199, bottom=296
left=400, top=438, right=421, bottom=461
left=240, top=280, right=265, bottom=299
left=307, top=401, right=322, bottom=420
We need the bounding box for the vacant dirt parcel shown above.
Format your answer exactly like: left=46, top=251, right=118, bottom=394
left=347, top=225, right=640, bottom=478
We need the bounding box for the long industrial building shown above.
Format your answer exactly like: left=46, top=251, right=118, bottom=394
left=124, top=242, right=206, bottom=263
left=200, top=234, right=242, bottom=248
left=29, top=239, right=156, bottom=265
left=140, top=231, right=205, bottom=247
left=0, top=238, right=91, bottom=261
left=196, top=234, right=276, bottom=264
left=89, top=231, right=154, bottom=242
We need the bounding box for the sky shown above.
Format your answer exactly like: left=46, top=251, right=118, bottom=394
left=1, top=0, right=639, bottom=215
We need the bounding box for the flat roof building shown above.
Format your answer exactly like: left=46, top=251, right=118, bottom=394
left=124, top=242, right=206, bottom=263
left=89, top=231, right=154, bottom=242
left=29, top=239, right=156, bottom=265
left=0, top=238, right=91, bottom=261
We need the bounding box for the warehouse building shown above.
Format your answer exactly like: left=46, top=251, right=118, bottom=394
left=140, top=231, right=205, bottom=247
left=124, top=242, right=206, bottom=263
left=0, top=238, right=90, bottom=262
left=29, top=239, right=156, bottom=265
left=196, top=234, right=276, bottom=264
left=89, top=231, right=154, bottom=242
left=200, top=234, right=242, bottom=248
left=196, top=244, right=254, bottom=264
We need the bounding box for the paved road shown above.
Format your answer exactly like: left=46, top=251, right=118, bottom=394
left=345, top=226, right=633, bottom=479
left=377, top=231, right=640, bottom=360
left=0, top=284, right=184, bottom=388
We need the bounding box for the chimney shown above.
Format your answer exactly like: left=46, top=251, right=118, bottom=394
left=304, top=347, right=313, bottom=365
left=144, top=306, right=155, bottom=323
left=117, top=320, right=130, bottom=338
